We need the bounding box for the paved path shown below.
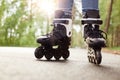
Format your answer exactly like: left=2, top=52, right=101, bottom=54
left=0, top=47, right=120, bottom=80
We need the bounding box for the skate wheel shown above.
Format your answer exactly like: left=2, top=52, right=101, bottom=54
left=91, top=57, right=96, bottom=64
left=44, top=51, right=53, bottom=60
left=90, top=57, right=94, bottom=63
left=62, top=50, right=70, bottom=60
left=87, top=47, right=102, bottom=64
left=95, top=57, right=102, bottom=64
left=88, top=48, right=102, bottom=65
left=34, top=46, right=44, bottom=59
left=95, top=50, right=102, bottom=64
left=53, top=49, right=61, bottom=60
left=88, top=56, right=91, bottom=62
left=88, top=56, right=92, bottom=63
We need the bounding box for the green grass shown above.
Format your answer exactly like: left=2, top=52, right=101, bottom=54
left=109, top=47, right=120, bottom=51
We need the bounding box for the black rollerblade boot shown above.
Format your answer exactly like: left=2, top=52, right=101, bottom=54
left=34, top=10, right=72, bottom=60
left=82, top=10, right=107, bottom=64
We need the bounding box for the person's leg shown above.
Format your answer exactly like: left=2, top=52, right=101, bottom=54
left=81, top=0, right=106, bottom=46
left=82, top=0, right=99, bottom=18
left=82, top=0, right=98, bottom=11
left=81, top=0, right=107, bottom=64
left=53, top=0, right=73, bottom=37
left=57, top=0, right=73, bottom=11
left=35, top=0, right=74, bottom=60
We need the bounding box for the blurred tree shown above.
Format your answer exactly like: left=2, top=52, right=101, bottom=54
left=71, top=2, right=85, bottom=48
left=0, top=0, right=36, bottom=46
left=100, top=0, right=120, bottom=47
left=0, top=0, right=7, bottom=45
left=0, top=0, right=119, bottom=48
left=104, top=0, right=113, bottom=33
left=111, top=0, right=120, bottom=47
left=0, top=0, right=53, bottom=47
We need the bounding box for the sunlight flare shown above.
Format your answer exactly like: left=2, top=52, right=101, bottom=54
left=40, top=0, right=56, bottom=16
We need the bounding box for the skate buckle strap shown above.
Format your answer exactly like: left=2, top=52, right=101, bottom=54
left=81, top=18, right=103, bottom=25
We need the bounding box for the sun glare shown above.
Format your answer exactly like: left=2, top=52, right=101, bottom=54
left=40, top=0, right=56, bottom=16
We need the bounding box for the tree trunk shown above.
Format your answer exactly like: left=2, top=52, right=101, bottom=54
left=114, top=26, right=120, bottom=46
left=104, top=0, right=114, bottom=33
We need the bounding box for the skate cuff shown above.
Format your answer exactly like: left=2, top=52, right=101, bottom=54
left=81, top=18, right=103, bottom=25
left=53, top=18, right=72, bottom=37
left=53, top=19, right=69, bottom=24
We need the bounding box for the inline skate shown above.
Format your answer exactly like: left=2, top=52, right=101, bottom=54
left=82, top=10, right=107, bottom=64
left=34, top=10, right=72, bottom=60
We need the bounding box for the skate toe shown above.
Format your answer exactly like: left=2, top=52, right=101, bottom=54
left=36, top=36, right=50, bottom=44
left=86, top=38, right=106, bottom=47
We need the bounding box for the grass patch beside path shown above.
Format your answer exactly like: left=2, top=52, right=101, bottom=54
left=102, top=47, right=120, bottom=54
left=110, top=47, right=120, bottom=51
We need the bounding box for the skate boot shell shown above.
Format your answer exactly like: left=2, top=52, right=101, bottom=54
left=82, top=10, right=107, bottom=64
left=34, top=10, right=72, bottom=60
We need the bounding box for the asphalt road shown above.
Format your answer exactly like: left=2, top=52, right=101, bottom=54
left=0, top=47, right=120, bottom=80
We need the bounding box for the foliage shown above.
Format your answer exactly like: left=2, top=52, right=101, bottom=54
left=0, top=0, right=120, bottom=48
left=0, top=0, right=36, bottom=46
left=99, top=0, right=120, bottom=47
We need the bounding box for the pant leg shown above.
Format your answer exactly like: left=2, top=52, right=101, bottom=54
left=81, top=0, right=99, bottom=11
left=55, top=0, right=74, bottom=18
left=57, top=0, right=74, bottom=12
left=81, top=0, right=100, bottom=18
